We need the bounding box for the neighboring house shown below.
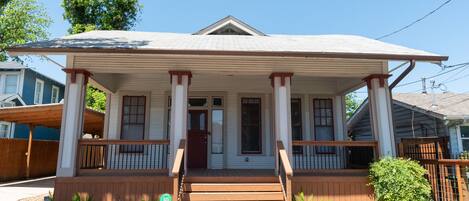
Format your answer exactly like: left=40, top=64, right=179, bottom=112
left=10, top=16, right=448, bottom=201
left=348, top=93, right=469, bottom=158
left=0, top=62, right=65, bottom=140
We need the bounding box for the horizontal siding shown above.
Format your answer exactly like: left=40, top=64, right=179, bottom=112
left=350, top=103, right=448, bottom=142
left=74, top=54, right=385, bottom=77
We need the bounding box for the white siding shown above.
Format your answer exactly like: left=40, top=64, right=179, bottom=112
left=104, top=73, right=351, bottom=169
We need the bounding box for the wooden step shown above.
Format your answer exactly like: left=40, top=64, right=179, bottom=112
left=182, top=192, right=285, bottom=201
left=184, top=183, right=282, bottom=192
left=184, top=176, right=278, bottom=183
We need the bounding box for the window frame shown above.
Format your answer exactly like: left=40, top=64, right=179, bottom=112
left=312, top=98, right=335, bottom=154
left=34, top=79, right=44, bottom=104
left=119, top=95, right=146, bottom=153
left=459, top=125, right=469, bottom=152
left=291, top=97, right=303, bottom=154
left=51, top=85, right=60, bottom=103
left=3, top=73, right=19, bottom=94
left=0, top=122, right=11, bottom=138
left=240, top=97, right=263, bottom=155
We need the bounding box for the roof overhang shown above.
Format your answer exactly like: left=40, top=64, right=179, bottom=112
left=8, top=47, right=449, bottom=63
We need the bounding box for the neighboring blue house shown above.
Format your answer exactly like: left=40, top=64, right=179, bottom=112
left=0, top=62, right=64, bottom=140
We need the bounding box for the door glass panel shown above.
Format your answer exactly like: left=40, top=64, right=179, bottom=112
left=212, top=110, right=223, bottom=154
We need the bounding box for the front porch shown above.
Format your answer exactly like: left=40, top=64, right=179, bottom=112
left=51, top=60, right=392, bottom=200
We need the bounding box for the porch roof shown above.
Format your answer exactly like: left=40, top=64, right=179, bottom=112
left=9, top=31, right=447, bottom=62
left=0, top=103, right=104, bottom=135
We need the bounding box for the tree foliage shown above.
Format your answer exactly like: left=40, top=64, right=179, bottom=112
left=0, top=0, right=51, bottom=61
left=86, top=86, right=106, bottom=112
left=62, top=0, right=142, bottom=34
left=369, top=157, right=431, bottom=201
left=345, top=92, right=361, bottom=119
left=62, top=0, right=142, bottom=111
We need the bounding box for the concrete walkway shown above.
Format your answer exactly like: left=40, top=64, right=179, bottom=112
left=0, top=176, right=55, bottom=201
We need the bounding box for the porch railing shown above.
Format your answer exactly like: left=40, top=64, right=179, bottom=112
left=292, top=140, right=378, bottom=172
left=77, top=139, right=170, bottom=175
left=172, top=139, right=186, bottom=201
left=277, top=141, right=293, bottom=201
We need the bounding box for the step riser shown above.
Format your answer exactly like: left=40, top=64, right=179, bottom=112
left=184, top=183, right=282, bottom=192
left=184, top=176, right=278, bottom=183
left=182, top=192, right=284, bottom=201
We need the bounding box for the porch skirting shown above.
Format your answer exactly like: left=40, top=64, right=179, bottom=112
left=292, top=175, right=374, bottom=201
left=54, top=174, right=374, bottom=201
left=54, top=176, right=173, bottom=201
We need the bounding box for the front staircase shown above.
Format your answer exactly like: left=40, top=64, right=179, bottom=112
left=181, top=174, right=285, bottom=201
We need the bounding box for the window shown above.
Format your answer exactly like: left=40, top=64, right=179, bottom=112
left=313, top=98, right=334, bottom=153
left=212, top=109, right=224, bottom=154
left=188, top=98, right=207, bottom=107
left=461, top=126, right=469, bottom=151
left=4, top=74, right=18, bottom=94
left=241, top=98, right=262, bottom=154
left=34, top=79, right=44, bottom=104
left=291, top=98, right=303, bottom=154
left=51, top=85, right=60, bottom=103
left=121, top=96, right=146, bottom=152
left=0, top=123, right=10, bottom=138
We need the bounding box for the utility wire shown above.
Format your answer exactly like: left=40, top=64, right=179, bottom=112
left=395, top=63, right=469, bottom=88
left=375, top=0, right=453, bottom=40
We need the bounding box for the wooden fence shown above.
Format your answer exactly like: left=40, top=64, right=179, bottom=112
left=399, top=137, right=469, bottom=201
left=0, top=139, right=59, bottom=181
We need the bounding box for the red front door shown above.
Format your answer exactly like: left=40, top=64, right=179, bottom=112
left=187, top=110, right=208, bottom=169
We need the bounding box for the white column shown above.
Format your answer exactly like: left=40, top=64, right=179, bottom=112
left=334, top=95, right=346, bottom=141
left=56, top=69, right=89, bottom=177
left=271, top=73, right=293, bottom=161
left=168, top=71, right=191, bottom=174
left=365, top=74, right=396, bottom=157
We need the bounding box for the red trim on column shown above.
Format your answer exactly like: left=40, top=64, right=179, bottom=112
left=269, top=72, right=294, bottom=87
left=363, top=74, right=391, bottom=89
left=169, top=71, right=192, bottom=85
left=62, top=69, right=92, bottom=84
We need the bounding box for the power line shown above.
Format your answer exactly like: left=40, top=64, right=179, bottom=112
left=375, top=0, right=453, bottom=40
left=395, top=63, right=469, bottom=88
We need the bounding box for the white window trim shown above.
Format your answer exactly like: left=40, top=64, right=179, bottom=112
left=1, top=72, right=21, bottom=95
left=0, top=121, right=12, bottom=138
left=51, top=85, right=60, bottom=103
left=458, top=124, right=469, bottom=152
left=34, top=79, right=44, bottom=104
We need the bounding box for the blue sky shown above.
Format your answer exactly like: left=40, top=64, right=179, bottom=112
left=27, top=0, right=469, bottom=97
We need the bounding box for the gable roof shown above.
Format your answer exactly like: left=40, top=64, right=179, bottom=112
left=0, top=94, right=26, bottom=106
left=347, top=93, right=469, bottom=129
left=9, top=31, right=447, bottom=62
left=393, top=93, right=469, bottom=120
left=194, top=15, right=266, bottom=36
left=0, top=62, right=64, bottom=86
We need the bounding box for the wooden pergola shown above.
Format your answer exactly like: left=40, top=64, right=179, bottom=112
left=0, top=103, right=104, bottom=177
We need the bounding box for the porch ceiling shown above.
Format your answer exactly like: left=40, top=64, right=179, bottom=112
left=72, top=54, right=386, bottom=78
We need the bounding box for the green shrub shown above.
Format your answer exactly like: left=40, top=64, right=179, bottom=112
left=294, top=191, right=314, bottom=201
left=369, top=157, right=431, bottom=201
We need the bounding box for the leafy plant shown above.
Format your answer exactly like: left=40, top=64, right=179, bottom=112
left=369, top=157, right=431, bottom=201
left=72, top=192, right=93, bottom=201
left=294, top=191, right=314, bottom=201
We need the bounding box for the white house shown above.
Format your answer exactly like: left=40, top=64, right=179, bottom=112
left=9, top=16, right=448, bottom=201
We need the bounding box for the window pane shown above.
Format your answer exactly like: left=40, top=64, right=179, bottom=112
left=4, top=75, right=18, bottom=94
left=313, top=98, right=335, bottom=154
left=51, top=87, right=59, bottom=103
left=121, top=96, right=145, bottom=141
left=463, top=139, right=469, bottom=152
left=188, top=98, right=207, bottom=107
left=0, top=124, right=10, bottom=138
left=241, top=98, right=261, bottom=154
left=212, top=110, right=223, bottom=154
left=291, top=98, right=303, bottom=154
left=461, top=126, right=469, bottom=138
left=212, top=97, right=223, bottom=107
